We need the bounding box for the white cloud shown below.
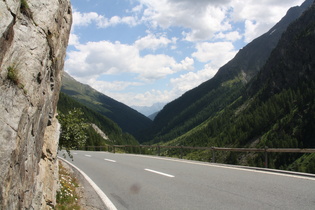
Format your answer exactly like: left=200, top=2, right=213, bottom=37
left=171, top=57, right=194, bottom=71
left=130, top=4, right=144, bottom=13
left=88, top=79, right=143, bottom=93
left=214, top=31, right=242, bottom=42
left=72, top=11, right=100, bottom=27
left=230, top=0, right=305, bottom=42
left=72, top=10, right=138, bottom=29
left=139, top=0, right=232, bottom=41
left=134, top=32, right=175, bottom=51
left=170, top=68, right=214, bottom=93
left=137, top=0, right=305, bottom=43
left=72, top=1, right=305, bottom=44
left=192, top=42, right=237, bottom=68
left=65, top=40, right=194, bottom=83
left=68, top=33, right=80, bottom=46
left=104, top=89, right=178, bottom=107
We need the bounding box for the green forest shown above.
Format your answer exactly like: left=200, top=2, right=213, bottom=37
left=160, top=80, right=315, bottom=173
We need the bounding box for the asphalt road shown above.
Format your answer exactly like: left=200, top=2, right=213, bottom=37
left=58, top=150, right=315, bottom=210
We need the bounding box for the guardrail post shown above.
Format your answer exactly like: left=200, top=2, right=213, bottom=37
left=157, top=145, right=160, bottom=156
left=113, top=146, right=116, bottom=154
left=180, top=146, right=183, bottom=159
left=264, top=146, right=268, bottom=168
left=212, top=147, right=216, bottom=163
left=139, top=145, right=142, bottom=154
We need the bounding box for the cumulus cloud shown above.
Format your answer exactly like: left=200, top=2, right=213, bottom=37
left=88, top=79, right=143, bottom=93
left=72, top=11, right=100, bottom=27
left=68, top=33, right=80, bottom=46
left=230, top=0, right=304, bottom=42
left=134, top=32, right=176, bottom=51
left=139, top=0, right=231, bottom=41
left=138, top=0, right=304, bottom=42
left=72, top=10, right=138, bottom=29
left=104, top=89, right=178, bottom=107
left=192, top=42, right=237, bottom=68
left=65, top=40, right=194, bottom=83
left=214, top=31, right=242, bottom=42
left=170, top=64, right=216, bottom=92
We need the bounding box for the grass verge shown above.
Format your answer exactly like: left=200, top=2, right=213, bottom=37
left=55, top=161, right=81, bottom=210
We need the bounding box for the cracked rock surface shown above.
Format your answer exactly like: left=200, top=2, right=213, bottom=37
left=0, top=0, right=72, bottom=209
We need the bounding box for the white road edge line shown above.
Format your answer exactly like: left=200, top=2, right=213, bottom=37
left=104, top=158, right=116, bottom=163
left=85, top=154, right=91, bottom=157
left=145, top=168, right=175, bottom=178
left=58, top=157, right=117, bottom=210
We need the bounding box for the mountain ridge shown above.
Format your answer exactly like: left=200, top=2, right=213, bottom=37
left=61, top=72, right=152, bottom=137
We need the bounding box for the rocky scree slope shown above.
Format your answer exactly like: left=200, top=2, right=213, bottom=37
left=0, top=0, right=71, bottom=209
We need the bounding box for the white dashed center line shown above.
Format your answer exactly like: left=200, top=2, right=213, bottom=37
left=145, top=169, right=175, bottom=178
left=105, top=158, right=116, bottom=163
left=85, top=155, right=92, bottom=157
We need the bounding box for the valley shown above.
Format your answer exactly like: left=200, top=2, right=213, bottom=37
left=59, top=0, right=315, bottom=174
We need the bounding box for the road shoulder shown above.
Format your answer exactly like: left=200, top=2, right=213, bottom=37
left=58, top=158, right=109, bottom=210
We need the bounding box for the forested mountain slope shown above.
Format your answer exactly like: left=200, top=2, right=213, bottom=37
left=58, top=92, right=138, bottom=146
left=61, top=72, right=152, bottom=137
left=140, top=0, right=313, bottom=144
left=160, top=1, right=315, bottom=173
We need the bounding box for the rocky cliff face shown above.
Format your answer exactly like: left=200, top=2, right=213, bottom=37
left=0, top=0, right=72, bottom=209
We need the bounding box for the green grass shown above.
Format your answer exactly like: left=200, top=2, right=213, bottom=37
left=20, top=0, right=32, bottom=18
left=7, top=66, right=19, bottom=85
left=20, top=0, right=29, bottom=10
left=56, top=161, right=80, bottom=210
left=7, top=65, right=27, bottom=93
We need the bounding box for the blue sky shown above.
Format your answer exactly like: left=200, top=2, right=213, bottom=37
left=65, top=0, right=304, bottom=107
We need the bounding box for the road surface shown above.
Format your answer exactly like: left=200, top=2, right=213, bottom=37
left=58, top=150, right=315, bottom=210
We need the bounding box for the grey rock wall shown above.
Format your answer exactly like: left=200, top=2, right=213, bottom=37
left=0, top=0, right=72, bottom=209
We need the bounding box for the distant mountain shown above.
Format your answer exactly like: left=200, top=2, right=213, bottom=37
left=132, top=102, right=166, bottom=117
left=148, top=111, right=159, bottom=121
left=140, top=0, right=313, bottom=144
left=61, top=72, right=152, bottom=137
left=143, top=0, right=315, bottom=173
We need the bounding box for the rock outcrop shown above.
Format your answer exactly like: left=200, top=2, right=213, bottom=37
left=0, top=0, right=72, bottom=209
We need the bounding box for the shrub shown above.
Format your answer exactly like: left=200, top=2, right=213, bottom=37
left=7, top=66, right=19, bottom=85
left=20, top=0, right=32, bottom=18
left=20, top=0, right=29, bottom=10
left=58, top=108, right=88, bottom=159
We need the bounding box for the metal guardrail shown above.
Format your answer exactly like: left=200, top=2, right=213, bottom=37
left=82, top=145, right=315, bottom=168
